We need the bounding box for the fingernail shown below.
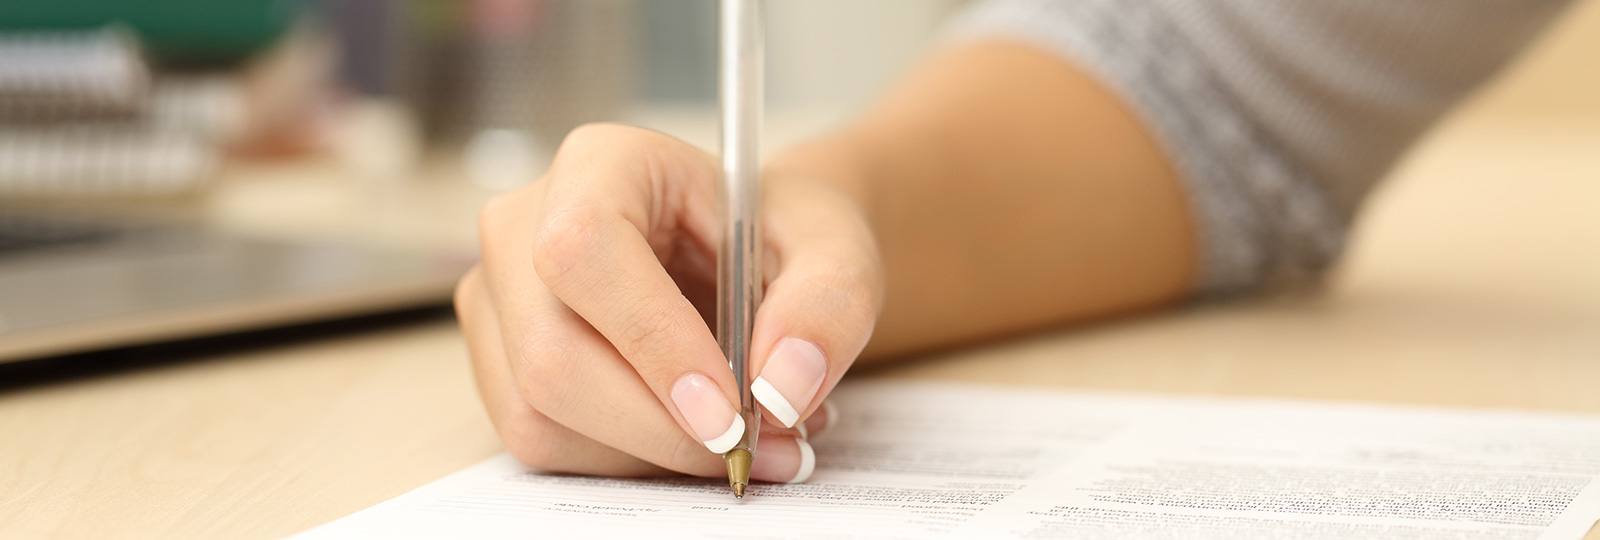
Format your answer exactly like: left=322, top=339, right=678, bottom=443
left=671, top=373, right=743, bottom=453
left=751, top=338, right=826, bottom=428
left=749, top=436, right=816, bottom=484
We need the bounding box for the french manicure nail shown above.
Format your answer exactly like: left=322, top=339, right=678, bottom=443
left=751, top=338, right=826, bottom=428
left=749, top=437, right=816, bottom=484
left=671, top=373, right=743, bottom=453
left=792, top=438, right=816, bottom=483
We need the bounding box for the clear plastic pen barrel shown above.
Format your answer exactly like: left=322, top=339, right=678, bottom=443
left=718, top=0, right=764, bottom=498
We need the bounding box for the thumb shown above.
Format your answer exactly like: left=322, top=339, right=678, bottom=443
left=748, top=178, right=883, bottom=428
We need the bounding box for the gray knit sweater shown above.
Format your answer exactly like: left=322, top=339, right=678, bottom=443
left=950, top=0, right=1570, bottom=296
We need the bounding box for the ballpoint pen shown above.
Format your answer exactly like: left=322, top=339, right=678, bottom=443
left=717, top=0, right=764, bottom=499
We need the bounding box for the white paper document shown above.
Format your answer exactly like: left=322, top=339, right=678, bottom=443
left=296, top=382, right=1600, bottom=540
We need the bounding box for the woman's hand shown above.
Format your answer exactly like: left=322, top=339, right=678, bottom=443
left=455, top=124, right=882, bottom=483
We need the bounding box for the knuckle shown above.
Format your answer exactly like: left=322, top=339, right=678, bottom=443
left=618, top=301, right=686, bottom=366
left=506, top=321, right=579, bottom=412
left=501, top=419, right=560, bottom=471
left=478, top=191, right=515, bottom=233
left=451, top=267, right=482, bottom=324
left=477, top=184, right=548, bottom=251
left=557, top=123, right=693, bottom=177
left=477, top=191, right=520, bottom=252
left=560, top=122, right=639, bottom=152
left=530, top=204, right=604, bottom=283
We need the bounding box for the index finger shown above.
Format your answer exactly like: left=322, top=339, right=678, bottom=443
left=527, top=124, right=745, bottom=454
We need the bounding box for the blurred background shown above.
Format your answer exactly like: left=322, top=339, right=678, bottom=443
left=0, top=0, right=972, bottom=362
left=0, top=0, right=1594, bottom=362
left=0, top=0, right=969, bottom=199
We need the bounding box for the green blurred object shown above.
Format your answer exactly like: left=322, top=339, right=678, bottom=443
left=0, top=0, right=308, bottom=66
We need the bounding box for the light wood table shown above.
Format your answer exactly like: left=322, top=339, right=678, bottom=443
left=0, top=105, right=1597, bottom=539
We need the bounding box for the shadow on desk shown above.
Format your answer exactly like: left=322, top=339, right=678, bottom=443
left=0, top=305, right=456, bottom=393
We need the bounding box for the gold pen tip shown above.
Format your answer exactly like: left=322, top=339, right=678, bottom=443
left=724, top=448, right=752, bottom=499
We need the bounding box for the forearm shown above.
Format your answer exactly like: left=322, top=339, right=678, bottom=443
left=766, top=40, right=1196, bottom=360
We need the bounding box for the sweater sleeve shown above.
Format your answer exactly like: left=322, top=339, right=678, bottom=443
left=947, top=0, right=1570, bottom=296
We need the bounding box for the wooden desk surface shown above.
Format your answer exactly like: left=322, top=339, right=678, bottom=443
left=1, top=110, right=1597, bottom=539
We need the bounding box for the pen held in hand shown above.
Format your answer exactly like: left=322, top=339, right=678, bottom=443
left=717, top=0, right=765, bottom=499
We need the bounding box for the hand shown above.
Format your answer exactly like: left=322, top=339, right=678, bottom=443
left=455, top=124, right=882, bottom=483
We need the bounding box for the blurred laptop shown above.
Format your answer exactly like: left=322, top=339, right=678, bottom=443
left=0, top=20, right=471, bottom=363
left=0, top=210, right=469, bottom=362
